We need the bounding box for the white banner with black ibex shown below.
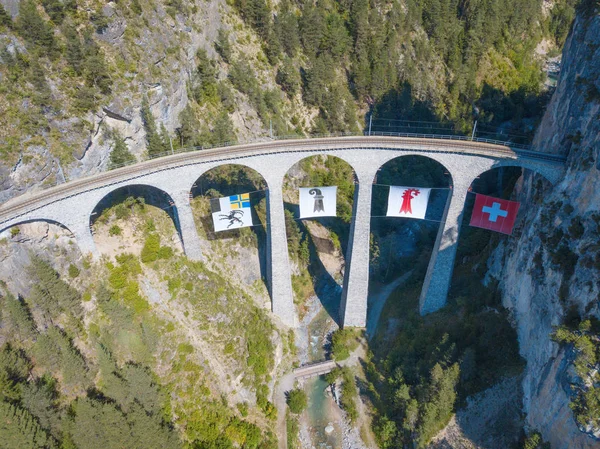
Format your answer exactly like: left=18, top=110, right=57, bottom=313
left=211, top=193, right=254, bottom=232
left=299, top=186, right=337, bottom=219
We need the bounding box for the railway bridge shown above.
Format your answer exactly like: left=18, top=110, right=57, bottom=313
left=0, top=136, right=565, bottom=328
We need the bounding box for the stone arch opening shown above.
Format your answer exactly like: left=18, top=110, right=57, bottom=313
left=190, top=164, right=269, bottom=291
left=450, top=165, right=553, bottom=303
left=283, top=154, right=358, bottom=330
left=368, top=155, right=453, bottom=335
left=0, top=218, right=73, bottom=238
left=89, top=184, right=183, bottom=259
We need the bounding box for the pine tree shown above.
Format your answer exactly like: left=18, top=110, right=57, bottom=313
left=29, top=57, right=52, bottom=107
left=2, top=293, right=36, bottom=342
left=177, top=105, right=199, bottom=147
left=82, top=35, right=112, bottom=94
left=0, top=401, right=56, bottom=449
left=141, top=97, right=168, bottom=158
left=276, top=56, right=300, bottom=97
left=212, top=111, right=235, bottom=144
left=0, top=4, right=12, bottom=29
left=41, top=0, right=65, bottom=24
left=215, top=28, right=232, bottom=63
left=63, top=23, right=84, bottom=75
left=108, top=130, right=136, bottom=169
left=17, top=0, right=58, bottom=57
left=27, top=256, right=82, bottom=321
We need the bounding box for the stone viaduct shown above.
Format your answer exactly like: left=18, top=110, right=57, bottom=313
left=0, top=136, right=565, bottom=328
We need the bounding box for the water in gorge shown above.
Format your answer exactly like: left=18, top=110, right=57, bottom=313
left=305, top=375, right=342, bottom=449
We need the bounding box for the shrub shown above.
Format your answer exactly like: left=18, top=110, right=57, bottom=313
left=141, top=234, right=161, bottom=263
left=330, top=329, right=360, bottom=361
left=109, top=225, right=122, bottom=236
left=10, top=227, right=20, bottom=237
left=68, top=264, right=80, bottom=278
left=286, top=388, right=307, bottom=414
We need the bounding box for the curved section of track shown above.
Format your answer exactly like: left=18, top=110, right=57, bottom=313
left=0, top=136, right=565, bottom=226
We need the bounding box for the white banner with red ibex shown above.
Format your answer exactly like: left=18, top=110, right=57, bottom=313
left=299, top=186, right=337, bottom=219
left=386, top=186, right=431, bottom=220
left=211, top=193, right=254, bottom=231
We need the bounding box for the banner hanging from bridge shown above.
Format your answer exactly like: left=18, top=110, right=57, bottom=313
left=386, top=186, right=431, bottom=220
left=469, top=193, right=520, bottom=235
left=299, top=186, right=337, bottom=219
left=211, top=193, right=254, bottom=231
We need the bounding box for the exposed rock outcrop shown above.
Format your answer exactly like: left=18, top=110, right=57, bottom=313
left=488, top=11, right=600, bottom=449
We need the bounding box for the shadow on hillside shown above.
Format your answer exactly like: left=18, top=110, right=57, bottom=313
left=284, top=202, right=343, bottom=326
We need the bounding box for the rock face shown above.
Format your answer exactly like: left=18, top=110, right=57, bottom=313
left=488, top=11, right=600, bottom=449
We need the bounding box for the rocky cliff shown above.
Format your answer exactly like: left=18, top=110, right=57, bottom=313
left=488, top=8, right=600, bottom=448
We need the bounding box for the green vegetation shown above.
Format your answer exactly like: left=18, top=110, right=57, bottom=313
left=286, top=388, right=308, bottom=414
left=330, top=328, right=360, bottom=361
left=366, top=198, right=525, bottom=447
left=325, top=367, right=359, bottom=422
left=521, top=430, right=551, bottom=449
left=552, top=318, right=600, bottom=430
left=108, top=130, right=136, bottom=170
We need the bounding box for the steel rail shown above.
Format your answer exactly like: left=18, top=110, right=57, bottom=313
left=0, top=136, right=564, bottom=226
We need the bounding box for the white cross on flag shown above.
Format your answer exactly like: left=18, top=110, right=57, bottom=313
left=386, top=186, right=431, bottom=220
left=469, top=193, right=520, bottom=235
left=299, top=186, right=337, bottom=219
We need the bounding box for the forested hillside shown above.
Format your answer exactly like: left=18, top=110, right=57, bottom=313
left=0, top=0, right=582, bottom=201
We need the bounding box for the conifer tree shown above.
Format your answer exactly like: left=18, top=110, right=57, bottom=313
left=41, top=0, right=65, bottom=24
left=212, top=111, right=235, bottom=144
left=29, top=57, right=52, bottom=107
left=108, top=130, right=136, bottom=169
left=17, top=0, right=58, bottom=58
left=63, top=23, right=83, bottom=75
left=141, top=97, right=168, bottom=158
left=0, top=4, right=12, bottom=29
left=215, top=28, right=232, bottom=63
left=0, top=401, right=55, bottom=449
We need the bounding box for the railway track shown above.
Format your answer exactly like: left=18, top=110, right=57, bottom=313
left=0, top=135, right=565, bottom=226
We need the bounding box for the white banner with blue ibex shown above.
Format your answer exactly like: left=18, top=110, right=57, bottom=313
left=299, top=186, right=337, bottom=219
left=211, top=193, right=254, bottom=231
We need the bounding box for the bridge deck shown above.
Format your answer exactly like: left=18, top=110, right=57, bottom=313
left=0, top=135, right=564, bottom=226
left=293, top=360, right=337, bottom=379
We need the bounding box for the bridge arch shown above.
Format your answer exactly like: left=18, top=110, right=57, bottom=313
left=0, top=218, right=73, bottom=237
left=89, top=184, right=185, bottom=258
left=282, top=154, right=358, bottom=326
left=367, top=155, right=454, bottom=333
left=189, top=163, right=269, bottom=288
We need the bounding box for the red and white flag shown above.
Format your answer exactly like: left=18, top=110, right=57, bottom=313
left=386, top=186, right=431, bottom=220
left=469, top=194, right=520, bottom=235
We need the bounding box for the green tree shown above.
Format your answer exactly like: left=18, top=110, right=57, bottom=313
left=177, top=105, right=199, bottom=147
left=215, top=28, right=232, bottom=63
left=0, top=344, right=31, bottom=402
left=41, top=0, right=65, bottom=24
left=212, top=111, right=235, bottom=144
left=0, top=4, right=12, bottom=29
left=141, top=234, right=161, bottom=263
left=63, top=23, right=84, bottom=75
left=276, top=56, right=300, bottom=97
left=17, top=0, right=58, bottom=57
left=0, top=401, right=56, bottom=449
left=27, top=255, right=82, bottom=321
left=2, top=294, right=36, bottom=342
left=29, top=57, right=52, bottom=107
left=109, top=130, right=136, bottom=169
left=286, top=388, right=307, bottom=414
left=141, top=97, right=168, bottom=158
left=82, top=35, right=112, bottom=94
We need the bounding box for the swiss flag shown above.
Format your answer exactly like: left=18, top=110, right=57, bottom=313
left=469, top=194, right=520, bottom=235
